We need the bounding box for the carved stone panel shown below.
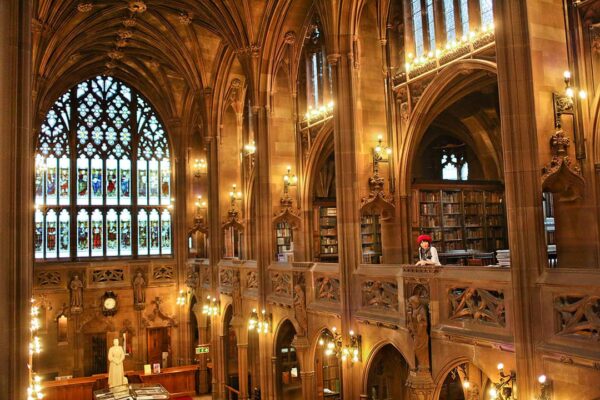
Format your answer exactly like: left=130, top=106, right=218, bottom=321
left=202, top=266, right=211, bottom=287
left=271, top=272, right=292, bottom=297
left=220, top=268, right=235, bottom=288
left=246, top=271, right=259, bottom=289
left=92, top=268, right=125, bottom=284
left=554, top=295, right=600, bottom=340
left=315, top=276, right=340, bottom=303
left=36, top=270, right=62, bottom=288
left=185, top=264, right=199, bottom=290
left=361, top=280, right=399, bottom=311
left=448, top=287, right=506, bottom=327
left=152, top=265, right=174, bottom=282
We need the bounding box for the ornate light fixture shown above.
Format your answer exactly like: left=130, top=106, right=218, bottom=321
left=248, top=308, right=272, bottom=334
left=537, top=374, right=551, bottom=400
left=488, top=363, right=516, bottom=400
left=202, top=295, right=220, bottom=316
left=229, top=184, right=242, bottom=208
left=318, top=327, right=361, bottom=363
left=28, top=299, right=44, bottom=400
left=553, top=70, right=587, bottom=128
left=372, top=134, right=392, bottom=176
left=193, top=158, right=208, bottom=178
left=176, top=290, right=187, bottom=306
left=303, top=101, right=334, bottom=123
left=244, top=140, right=256, bottom=155
left=283, top=166, right=298, bottom=196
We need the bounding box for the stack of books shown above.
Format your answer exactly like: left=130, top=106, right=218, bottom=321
left=496, top=249, right=510, bottom=267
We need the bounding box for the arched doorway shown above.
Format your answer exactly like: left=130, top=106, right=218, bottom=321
left=365, top=344, right=409, bottom=400
left=437, top=361, right=493, bottom=400
left=223, top=306, right=239, bottom=397
left=275, top=320, right=301, bottom=400
left=315, top=329, right=342, bottom=399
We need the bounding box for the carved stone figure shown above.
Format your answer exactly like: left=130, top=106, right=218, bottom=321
left=108, top=338, right=128, bottom=388
left=293, top=284, right=308, bottom=336
left=246, top=271, right=258, bottom=289
left=133, top=271, right=146, bottom=308
left=316, top=276, right=340, bottom=302
left=407, top=295, right=430, bottom=371
left=69, top=274, right=83, bottom=313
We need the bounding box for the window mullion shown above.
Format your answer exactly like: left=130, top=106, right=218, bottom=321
left=69, top=86, right=78, bottom=261
left=131, top=94, right=139, bottom=258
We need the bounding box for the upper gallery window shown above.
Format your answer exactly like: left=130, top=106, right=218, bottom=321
left=480, top=0, right=494, bottom=27
left=460, top=0, right=469, bottom=35
left=443, top=0, right=457, bottom=42
left=412, top=0, right=436, bottom=57
left=35, top=76, right=172, bottom=260
left=441, top=152, right=469, bottom=181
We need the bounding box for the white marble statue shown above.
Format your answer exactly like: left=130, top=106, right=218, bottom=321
left=108, top=338, right=128, bottom=388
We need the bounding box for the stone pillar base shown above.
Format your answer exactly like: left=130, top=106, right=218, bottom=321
left=406, top=370, right=435, bottom=400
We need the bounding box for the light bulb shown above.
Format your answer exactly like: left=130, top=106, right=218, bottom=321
left=566, top=87, right=574, bottom=98
left=579, top=90, right=587, bottom=100
left=462, top=380, right=470, bottom=389
left=319, top=339, right=324, bottom=346
left=349, top=330, right=354, bottom=336
left=497, top=363, right=504, bottom=371
left=563, top=70, right=571, bottom=80
left=538, top=374, right=547, bottom=384
left=489, top=387, right=498, bottom=399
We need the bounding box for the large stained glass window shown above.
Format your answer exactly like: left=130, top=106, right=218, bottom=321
left=35, top=76, right=172, bottom=260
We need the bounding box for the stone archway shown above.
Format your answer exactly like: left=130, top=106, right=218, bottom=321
left=274, top=319, right=301, bottom=400
left=363, top=343, right=410, bottom=400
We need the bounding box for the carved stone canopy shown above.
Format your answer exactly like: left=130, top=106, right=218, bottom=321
left=360, top=174, right=395, bottom=220
left=273, top=204, right=302, bottom=228
left=541, top=127, right=585, bottom=202
left=222, top=208, right=244, bottom=231
left=188, top=215, right=208, bottom=236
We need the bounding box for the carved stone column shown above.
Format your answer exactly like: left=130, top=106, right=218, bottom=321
left=291, top=336, right=314, bottom=400
left=405, top=370, right=435, bottom=400
left=494, top=1, right=548, bottom=397
left=237, top=343, right=249, bottom=400
left=0, top=1, right=32, bottom=398
left=328, top=43, right=362, bottom=400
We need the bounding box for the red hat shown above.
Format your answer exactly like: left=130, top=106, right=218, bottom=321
left=417, top=234, right=432, bottom=244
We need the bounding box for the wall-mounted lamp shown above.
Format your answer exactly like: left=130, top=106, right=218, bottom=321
left=372, top=134, right=392, bottom=176
left=318, top=326, right=362, bottom=364
left=229, top=184, right=242, bottom=208
left=283, top=166, right=298, bottom=196
left=193, top=158, right=208, bottom=178
left=195, top=195, right=207, bottom=215
left=248, top=308, right=272, bottom=334
left=202, top=295, right=220, bottom=316
left=553, top=70, right=587, bottom=159
left=176, top=290, right=187, bottom=306
left=537, top=374, right=552, bottom=400
left=244, top=140, right=256, bottom=156
left=488, top=363, right=516, bottom=400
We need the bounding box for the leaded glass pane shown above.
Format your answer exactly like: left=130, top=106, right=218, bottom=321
left=46, top=156, right=58, bottom=206
left=45, top=210, right=58, bottom=258
left=59, top=209, right=70, bottom=256
left=160, top=160, right=170, bottom=206
left=106, top=209, right=119, bottom=256
left=138, top=209, right=149, bottom=255
left=412, top=0, right=424, bottom=57
left=77, top=209, right=89, bottom=257
left=444, top=0, right=456, bottom=42
left=149, top=209, right=160, bottom=255
left=148, top=160, right=160, bottom=206
left=120, top=158, right=131, bottom=205
left=106, top=158, right=118, bottom=205
left=460, top=0, right=469, bottom=35
left=138, top=160, right=148, bottom=205
left=426, top=0, right=435, bottom=51
left=91, top=158, right=103, bottom=205
left=161, top=210, right=171, bottom=254
left=59, top=157, right=70, bottom=205
left=35, top=210, right=44, bottom=259
left=481, top=0, right=493, bottom=26
left=120, top=210, right=132, bottom=256
left=77, top=157, right=89, bottom=205
left=91, top=209, right=103, bottom=257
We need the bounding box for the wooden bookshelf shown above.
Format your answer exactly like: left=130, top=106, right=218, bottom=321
left=414, top=184, right=507, bottom=254
left=318, top=206, right=338, bottom=262
left=275, top=221, right=293, bottom=260
left=361, top=215, right=382, bottom=264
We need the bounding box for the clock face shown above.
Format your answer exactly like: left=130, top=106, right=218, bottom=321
left=104, top=297, right=117, bottom=310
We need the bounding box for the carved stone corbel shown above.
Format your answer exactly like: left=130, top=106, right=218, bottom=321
left=360, top=174, right=395, bottom=220
left=541, top=127, right=585, bottom=202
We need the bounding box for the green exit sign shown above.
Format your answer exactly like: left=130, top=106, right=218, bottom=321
left=196, top=345, right=210, bottom=354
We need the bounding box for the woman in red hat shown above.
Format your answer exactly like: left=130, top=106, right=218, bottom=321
left=416, top=234, right=440, bottom=266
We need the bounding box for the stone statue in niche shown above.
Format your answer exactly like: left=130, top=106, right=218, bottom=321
left=69, top=274, right=83, bottom=314
left=232, top=272, right=243, bottom=316
left=133, top=270, right=146, bottom=309
left=407, top=295, right=430, bottom=371
left=293, top=284, right=308, bottom=336
left=108, top=338, right=128, bottom=388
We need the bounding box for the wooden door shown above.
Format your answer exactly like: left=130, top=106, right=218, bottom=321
left=147, top=327, right=171, bottom=367
left=83, top=333, right=107, bottom=376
